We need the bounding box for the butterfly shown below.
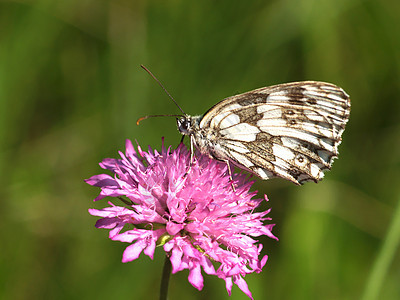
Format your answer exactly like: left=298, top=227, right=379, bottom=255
left=139, top=66, right=351, bottom=185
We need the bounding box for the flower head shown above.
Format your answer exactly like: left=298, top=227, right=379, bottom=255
left=86, top=139, right=277, bottom=299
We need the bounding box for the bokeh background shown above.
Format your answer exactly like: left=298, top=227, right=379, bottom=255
left=1, top=0, right=399, bottom=299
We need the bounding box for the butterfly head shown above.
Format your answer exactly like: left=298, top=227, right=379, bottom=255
left=176, top=115, right=201, bottom=136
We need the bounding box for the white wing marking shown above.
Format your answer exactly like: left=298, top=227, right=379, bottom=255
left=220, top=123, right=260, bottom=141
left=229, top=152, right=254, bottom=168
left=208, top=104, right=242, bottom=129
left=224, top=141, right=250, bottom=153
left=218, top=113, right=240, bottom=130
left=272, top=144, right=295, bottom=161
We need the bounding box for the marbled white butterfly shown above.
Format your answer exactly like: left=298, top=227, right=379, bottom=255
left=139, top=66, right=350, bottom=185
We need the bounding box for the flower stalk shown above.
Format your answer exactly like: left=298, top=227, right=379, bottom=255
left=160, top=255, right=172, bottom=300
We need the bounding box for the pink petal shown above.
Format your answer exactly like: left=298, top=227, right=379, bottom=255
left=85, top=174, right=116, bottom=187
left=225, top=277, right=233, bottom=296
left=166, top=222, right=184, bottom=236
left=143, top=239, right=156, bottom=260
left=188, top=264, right=203, bottom=291
left=234, top=276, right=253, bottom=300
left=125, top=139, right=136, bottom=157
left=200, top=256, right=215, bottom=275
left=94, top=217, right=118, bottom=229
left=260, top=255, right=268, bottom=269
left=169, top=246, right=183, bottom=273
left=122, top=241, right=146, bottom=262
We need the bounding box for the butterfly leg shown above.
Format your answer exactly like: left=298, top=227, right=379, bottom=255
left=223, top=159, right=236, bottom=192
left=183, top=135, right=196, bottom=179
left=179, top=135, right=185, bottom=145
left=190, top=135, right=195, bottom=166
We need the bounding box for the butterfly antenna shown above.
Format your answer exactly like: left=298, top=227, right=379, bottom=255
left=136, top=114, right=183, bottom=125
left=141, top=64, right=186, bottom=115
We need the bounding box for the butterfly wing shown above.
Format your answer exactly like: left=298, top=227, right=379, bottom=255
left=198, top=81, right=351, bottom=184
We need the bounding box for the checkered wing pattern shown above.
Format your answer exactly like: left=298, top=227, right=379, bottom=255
left=188, top=81, right=350, bottom=184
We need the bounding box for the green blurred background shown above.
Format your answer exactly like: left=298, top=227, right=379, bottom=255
left=1, top=0, right=399, bottom=299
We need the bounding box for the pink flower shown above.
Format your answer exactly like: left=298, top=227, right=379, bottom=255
left=86, top=139, right=278, bottom=299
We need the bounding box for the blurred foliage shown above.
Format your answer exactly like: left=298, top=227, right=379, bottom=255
left=1, top=0, right=399, bottom=299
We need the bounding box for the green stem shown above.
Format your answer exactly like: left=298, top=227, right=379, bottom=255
left=361, top=196, right=400, bottom=300
left=159, top=255, right=172, bottom=300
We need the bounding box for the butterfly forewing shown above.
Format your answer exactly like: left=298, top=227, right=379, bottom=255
left=195, top=81, right=350, bottom=184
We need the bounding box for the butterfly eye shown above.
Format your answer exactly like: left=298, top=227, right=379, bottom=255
left=177, top=117, right=191, bottom=135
